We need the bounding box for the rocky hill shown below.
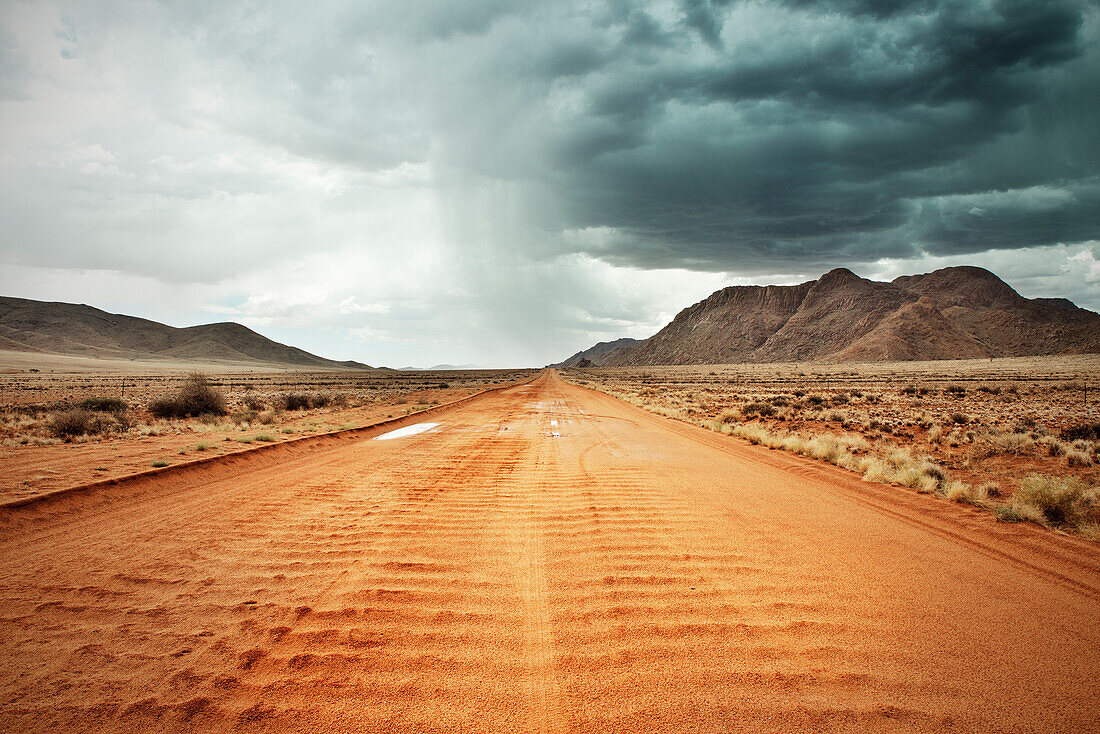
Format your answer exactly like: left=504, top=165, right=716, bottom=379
left=569, top=266, right=1100, bottom=366
left=0, top=296, right=372, bottom=369
left=554, top=338, right=640, bottom=367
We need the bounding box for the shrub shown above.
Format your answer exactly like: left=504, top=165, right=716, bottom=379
left=901, top=385, right=917, bottom=395
left=150, top=373, right=227, bottom=418
left=945, top=384, right=967, bottom=396
left=79, top=397, right=128, bottom=413
left=741, top=401, right=776, bottom=417
left=230, top=408, right=258, bottom=426
left=1014, top=475, right=1098, bottom=526
left=717, top=408, right=742, bottom=424
left=48, top=409, right=106, bottom=438
left=945, top=481, right=988, bottom=506
left=281, top=393, right=313, bottom=411
left=1066, top=449, right=1093, bottom=467
left=950, top=412, right=969, bottom=425
left=977, top=481, right=1001, bottom=499
left=242, top=394, right=266, bottom=411
left=1060, top=422, right=1100, bottom=442
left=995, top=506, right=1025, bottom=523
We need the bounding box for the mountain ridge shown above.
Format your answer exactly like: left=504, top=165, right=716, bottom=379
left=0, top=296, right=372, bottom=370
left=563, top=266, right=1100, bottom=366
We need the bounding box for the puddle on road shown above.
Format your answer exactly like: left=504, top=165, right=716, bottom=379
left=374, top=423, right=441, bottom=441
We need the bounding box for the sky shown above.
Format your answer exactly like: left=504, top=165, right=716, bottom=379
left=1, top=0, right=1098, bottom=367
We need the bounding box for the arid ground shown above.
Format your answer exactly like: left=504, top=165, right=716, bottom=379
left=565, top=355, right=1100, bottom=538
left=0, top=354, right=534, bottom=504
left=0, top=369, right=1098, bottom=732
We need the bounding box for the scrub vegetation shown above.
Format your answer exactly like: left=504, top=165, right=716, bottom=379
left=564, top=355, right=1100, bottom=539
left=0, top=367, right=536, bottom=501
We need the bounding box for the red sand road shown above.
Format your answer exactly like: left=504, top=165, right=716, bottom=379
left=1, top=370, right=1098, bottom=732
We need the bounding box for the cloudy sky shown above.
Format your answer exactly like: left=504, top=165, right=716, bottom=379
left=1, top=0, right=1098, bottom=366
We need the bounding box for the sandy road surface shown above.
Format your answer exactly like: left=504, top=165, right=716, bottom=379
left=1, top=370, right=1098, bottom=732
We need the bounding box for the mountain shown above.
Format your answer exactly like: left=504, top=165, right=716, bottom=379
left=566, top=266, right=1100, bottom=366
left=0, top=296, right=373, bottom=369
left=554, top=338, right=640, bottom=367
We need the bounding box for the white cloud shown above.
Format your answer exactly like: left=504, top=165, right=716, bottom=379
left=0, top=0, right=1096, bottom=367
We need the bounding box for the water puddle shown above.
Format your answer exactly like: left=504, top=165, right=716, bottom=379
left=375, top=423, right=441, bottom=441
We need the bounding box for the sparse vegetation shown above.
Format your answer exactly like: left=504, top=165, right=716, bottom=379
left=1012, top=475, right=1098, bottom=528
left=149, top=373, right=227, bottom=418
left=563, top=356, right=1100, bottom=539
left=79, top=397, right=128, bottom=413
left=48, top=409, right=106, bottom=439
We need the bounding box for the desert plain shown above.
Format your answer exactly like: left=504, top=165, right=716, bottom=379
left=0, top=353, right=1098, bottom=732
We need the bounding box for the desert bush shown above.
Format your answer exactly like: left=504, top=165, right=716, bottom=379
left=242, top=394, right=266, bottom=411
left=312, top=393, right=332, bottom=408
left=48, top=409, right=106, bottom=439
left=1061, top=380, right=1085, bottom=391
left=717, top=408, right=742, bottom=424
left=927, top=424, right=943, bottom=444
left=831, top=393, right=850, bottom=405
left=1066, top=449, right=1093, bottom=467
left=150, top=373, right=228, bottom=418
left=281, top=393, right=313, bottom=411
left=1060, top=422, right=1100, bottom=442
left=1014, top=475, right=1098, bottom=526
left=978, top=481, right=1002, bottom=499
left=945, top=384, right=967, bottom=396
left=972, top=431, right=1034, bottom=458
left=901, top=384, right=917, bottom=395
left=79, top=397, right=128, bottom=413
left=950, top=412, right=969, bottom=425
left=977, top=384, right=1002, bottom=395
left=741, top=401, right=776, bottom=417
left=230, top=408, right=258, bottom=426
left=945, top=480, right=988, bottom=506
left=806, top=394, right=825, bottom=406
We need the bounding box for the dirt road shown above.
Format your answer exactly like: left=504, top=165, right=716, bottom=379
left=1, top=370, right=1098, bottom=732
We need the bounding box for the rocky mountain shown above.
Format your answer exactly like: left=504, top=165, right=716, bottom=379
left=569, top=266, right=1100, bottom=366
left=554, top=338, right=640, bottom=367
left=0, top=296, right=372, bottom=369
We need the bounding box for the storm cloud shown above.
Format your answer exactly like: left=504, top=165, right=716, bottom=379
left=0, top=0, right=1097, bottom=365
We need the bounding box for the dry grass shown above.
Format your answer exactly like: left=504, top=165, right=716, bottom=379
left=564, top=355, right=1100, bottom=539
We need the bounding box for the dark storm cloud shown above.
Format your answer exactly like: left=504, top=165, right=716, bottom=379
left=531, top=0, right=1100, bottom=272
left=3, top=0, right=1098, bottom=366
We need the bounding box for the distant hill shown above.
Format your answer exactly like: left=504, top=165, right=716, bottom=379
left=0, top=296, right=373, bottom=369
left=554, top=338, right=640, bottom=367
left=563, top=266, right=1100, bottom=366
